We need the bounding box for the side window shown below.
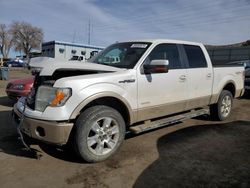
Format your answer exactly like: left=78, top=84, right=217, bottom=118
left=146, top=44, right=182, bottom=69
left=183, top=45, right=207, bottom=68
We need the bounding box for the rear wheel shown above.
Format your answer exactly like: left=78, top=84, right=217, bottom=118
left=74, top=105, right=125, bottom=162
left=210, top=90, right=233, bottom=121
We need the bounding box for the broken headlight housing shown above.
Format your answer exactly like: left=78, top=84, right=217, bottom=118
left=35, top=86, right=71, bottom=112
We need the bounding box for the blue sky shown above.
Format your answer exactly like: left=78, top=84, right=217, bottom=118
left=0, top=0, right=250, bottom=54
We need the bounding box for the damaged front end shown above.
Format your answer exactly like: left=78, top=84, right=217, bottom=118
left=13, top=57, right=121, bottom=147
left=26, top=57, right=121, bottom=111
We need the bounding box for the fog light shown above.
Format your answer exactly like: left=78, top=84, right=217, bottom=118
left=36, top=127, right=45, bottom=137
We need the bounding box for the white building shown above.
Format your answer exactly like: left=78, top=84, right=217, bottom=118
left=42, top=41, right=104, bottom=61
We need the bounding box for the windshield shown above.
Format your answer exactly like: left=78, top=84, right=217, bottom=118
left=89, top=42, right=151, bottom=68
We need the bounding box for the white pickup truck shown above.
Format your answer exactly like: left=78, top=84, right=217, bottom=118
left=13, top=39, right=245, bottom=162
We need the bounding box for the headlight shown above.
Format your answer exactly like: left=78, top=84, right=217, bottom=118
left=12, top=84, right=25, bottom=90
left=35, top=86, right=71, bottom=112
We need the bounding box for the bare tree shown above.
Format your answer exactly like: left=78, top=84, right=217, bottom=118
left=0, top=24, right=13, bottom=59
left=11, top=21, right=43, bottom=60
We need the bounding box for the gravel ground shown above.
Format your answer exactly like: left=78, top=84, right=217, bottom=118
left=0, top=69, right=249, bottom=188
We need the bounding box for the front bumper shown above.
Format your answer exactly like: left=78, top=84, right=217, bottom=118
left=13, top=104, right=73, bottom=145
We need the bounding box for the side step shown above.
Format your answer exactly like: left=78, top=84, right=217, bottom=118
left=129, top=109, right=209, bottom=134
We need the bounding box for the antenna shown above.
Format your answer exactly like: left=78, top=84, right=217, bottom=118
left=72, top=30, right=76, bottom=43
left=71, top=30, right=76, bottom=61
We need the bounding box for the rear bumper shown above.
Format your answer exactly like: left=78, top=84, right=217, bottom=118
left=13, top=104, right=73, bottom=145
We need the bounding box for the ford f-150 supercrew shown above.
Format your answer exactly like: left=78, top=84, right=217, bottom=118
left=13, top=39, right=245, bottom=162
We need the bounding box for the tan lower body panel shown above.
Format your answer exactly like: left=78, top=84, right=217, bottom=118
left=13, top=105, right=73, bottom=145
left=136, top=100, right=186, bottom=122
left=186, top=96, right=211, bottom=109
left=210, top=89, right=244, bottom=105
left=136, top=96, right=210, bottom=123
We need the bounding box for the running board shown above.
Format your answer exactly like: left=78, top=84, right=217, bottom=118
left=129, top=109, right=209, bottom=134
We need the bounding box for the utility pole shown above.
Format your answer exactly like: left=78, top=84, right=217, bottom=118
left=72, top=30, right=76, bottom=43
left=88, top=19, right=91, bottom=45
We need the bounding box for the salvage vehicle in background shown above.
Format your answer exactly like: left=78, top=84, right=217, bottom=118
left=245, top=68, right=250, bottom=91
left=13, top=39, right=245, bottom=162
left=243, top=60, right=250, bottom=69
left=227, top=60, right=250, bottom=91
left=6, top=77, right=34, bottom=100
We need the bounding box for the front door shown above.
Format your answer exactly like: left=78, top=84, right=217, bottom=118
left=137, top=43, right=188, bottom=121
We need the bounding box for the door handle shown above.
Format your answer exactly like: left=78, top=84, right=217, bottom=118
left=179, top=75, right=187, bottom=81
left=207, top=73, right=212, bottom=78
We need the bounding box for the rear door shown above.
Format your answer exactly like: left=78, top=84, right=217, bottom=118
left=136, top=43, right=188, bottom=121
left=182, top=44, right=213, bottom=109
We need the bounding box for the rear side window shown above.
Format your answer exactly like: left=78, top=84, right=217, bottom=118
left=184, top=45, right=207, bottom=68
left=146, top=44, right=182, bottom=69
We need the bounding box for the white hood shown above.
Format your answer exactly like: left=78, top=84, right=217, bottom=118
left=29, top=57, right=122, bottom=76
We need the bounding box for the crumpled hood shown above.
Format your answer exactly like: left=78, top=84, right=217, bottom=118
left=29, top=57, right=122, bottom=76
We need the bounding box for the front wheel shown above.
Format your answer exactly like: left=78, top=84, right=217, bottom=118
left=210, top=90, right=233, bottom=121
left=74, top=105, right=125, bottom=162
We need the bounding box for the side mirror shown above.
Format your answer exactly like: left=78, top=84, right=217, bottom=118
left=143, top=60, right=169, bottom=74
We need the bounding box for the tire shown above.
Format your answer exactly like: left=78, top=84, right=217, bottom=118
left=210, top=90, right=233, bottom=121
left=74, top=105, right=125, bottom=162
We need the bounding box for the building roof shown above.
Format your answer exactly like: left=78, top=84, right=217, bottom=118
left=42, top=40, right=104, bottom=50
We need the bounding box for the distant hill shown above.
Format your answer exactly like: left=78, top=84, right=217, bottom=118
left=206, top=39, right=250, bottom=49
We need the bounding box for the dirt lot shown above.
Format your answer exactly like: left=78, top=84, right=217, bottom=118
left=0, top=69, right=250, bottom=188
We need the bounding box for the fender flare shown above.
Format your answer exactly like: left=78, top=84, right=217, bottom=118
left=70, top=91, right=136, bottom=125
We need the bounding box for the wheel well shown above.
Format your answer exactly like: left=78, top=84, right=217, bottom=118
left=223, top=83, right=235, bottom=97
left=80, top=97, right=130, bottom=126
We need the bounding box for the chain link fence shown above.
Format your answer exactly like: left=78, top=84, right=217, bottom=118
left=207, top=46, right=250, bottom=65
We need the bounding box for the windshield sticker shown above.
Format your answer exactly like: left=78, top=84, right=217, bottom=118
left=131, top=44, right=148, bottom=48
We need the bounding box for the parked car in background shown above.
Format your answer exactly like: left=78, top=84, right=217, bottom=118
left=4, top=59, right=26, bottom=67
left=6, top=77, right=34, bottom=100
left=227, top=60, right=250, bottom=91
left=229, top=60, right=250, bottom=91
left=243, top=60, right=250, bottom=69
left=245, top=68, right=250, bottom=91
